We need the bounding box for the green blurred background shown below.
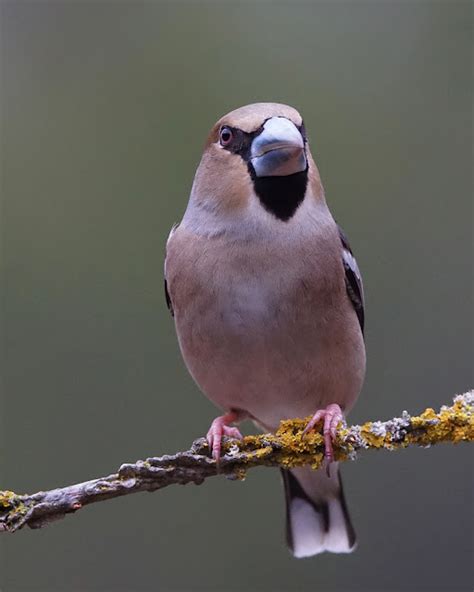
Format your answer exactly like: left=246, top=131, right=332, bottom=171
left=1, top=1, right=472, bottom=591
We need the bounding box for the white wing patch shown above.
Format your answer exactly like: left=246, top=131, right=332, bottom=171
left=342, top=247, right=362, bottom=284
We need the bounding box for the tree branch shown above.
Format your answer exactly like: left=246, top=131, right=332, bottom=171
left=1, top=390, right=472, bottom=533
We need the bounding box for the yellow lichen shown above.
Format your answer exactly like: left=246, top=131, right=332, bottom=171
left=0, top=491, right=18, bottom=509
left=224, top=393, right=473, bottom=470
left=407, top=398, right=474, bottom=448
left=0, top=490, right=30, bottom=526
left=360, top=423, right=386, bottom=448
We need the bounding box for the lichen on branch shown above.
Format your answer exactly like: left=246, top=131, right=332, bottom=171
left=1, top=390, right=472, bottom=533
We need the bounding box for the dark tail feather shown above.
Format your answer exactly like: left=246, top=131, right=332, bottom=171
left=281, top=464, right=356, bottom=558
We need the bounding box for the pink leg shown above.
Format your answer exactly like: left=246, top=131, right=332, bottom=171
left=206, top=410, right=245, bottom=462
left=303, top=403, right=344, bottom=466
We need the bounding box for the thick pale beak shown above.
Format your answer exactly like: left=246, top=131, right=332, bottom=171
left=250, top=117, right=306, bottom=177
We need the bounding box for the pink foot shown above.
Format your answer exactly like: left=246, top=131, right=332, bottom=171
left=206, top=410, right=244, bottom=462
left=303, top=403, right=344, bottom=466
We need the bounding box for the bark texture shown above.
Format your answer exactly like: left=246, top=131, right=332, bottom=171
left=1, top=391, right=472, bottom=533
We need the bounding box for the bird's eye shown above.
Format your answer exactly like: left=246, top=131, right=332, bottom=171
left=219, top=127, right=233, bottom=147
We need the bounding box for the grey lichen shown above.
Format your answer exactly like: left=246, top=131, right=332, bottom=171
left=1, top=390, right=472, bottom=533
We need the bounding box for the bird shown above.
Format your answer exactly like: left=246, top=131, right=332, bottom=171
left=164, top=103, right=366, bottom=558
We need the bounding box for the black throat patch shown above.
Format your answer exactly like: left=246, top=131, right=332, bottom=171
left=250, top=167, right=308, bottom=222
left=218, top=122, right=309, bottom=222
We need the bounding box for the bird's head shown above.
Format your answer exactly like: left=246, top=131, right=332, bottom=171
left=186, top=103, right=324, bottom=227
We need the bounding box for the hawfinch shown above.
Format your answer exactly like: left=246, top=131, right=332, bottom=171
left=164, top=103, right=366, bottom=558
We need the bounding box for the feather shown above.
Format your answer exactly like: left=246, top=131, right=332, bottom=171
left=338, top=225, right=365, bottom=334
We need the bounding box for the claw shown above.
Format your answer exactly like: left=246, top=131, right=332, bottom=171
left=206, top=411, right=244, bottom=463
left=303, top=403, right=344, bottom=469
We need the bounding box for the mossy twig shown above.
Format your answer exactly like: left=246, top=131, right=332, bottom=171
left=1, top=390, right=472, bottom=533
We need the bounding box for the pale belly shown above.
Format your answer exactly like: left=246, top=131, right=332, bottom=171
left=175, top=276, right=366, bottom=431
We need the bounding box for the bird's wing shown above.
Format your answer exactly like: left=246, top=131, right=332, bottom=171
left=164, top=277, right=174, bottom=317
left=338, top=225, right=364, bottom=334
left=164, top=223, right=179, bottom=317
